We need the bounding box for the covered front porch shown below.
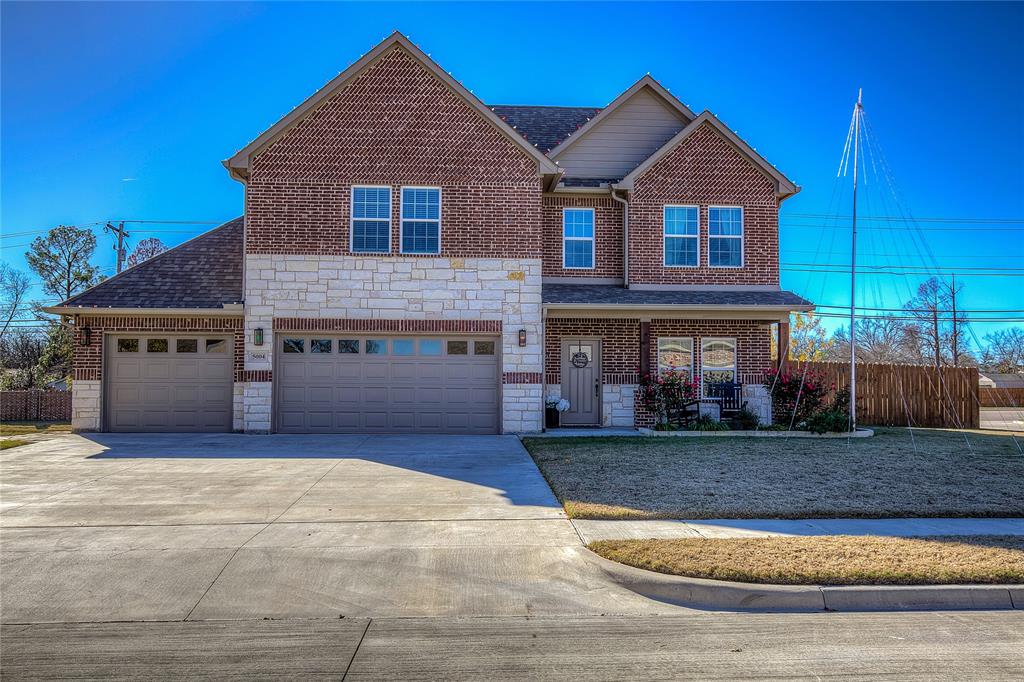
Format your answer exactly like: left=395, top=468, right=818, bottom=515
left=540, top=284, right=813, bottom=430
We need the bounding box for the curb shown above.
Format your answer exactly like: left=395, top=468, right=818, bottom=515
left=584, top=549, right=1022, bottom=612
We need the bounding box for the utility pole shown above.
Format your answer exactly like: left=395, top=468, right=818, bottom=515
left=105, top=222, right=130, bottom=273
left=849, top=88, right=863, bottom=432
left=951, top=273, right=959, bottom=367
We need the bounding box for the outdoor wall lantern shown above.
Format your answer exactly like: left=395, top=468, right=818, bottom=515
left=518, top=329, right=527, bottom=347
left=253, top=328, right=265, bottom=346
left=79, top=326, right=93, bottom=347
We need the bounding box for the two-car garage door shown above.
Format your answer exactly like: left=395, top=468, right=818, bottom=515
left=275, top=335, right=500, bottom=434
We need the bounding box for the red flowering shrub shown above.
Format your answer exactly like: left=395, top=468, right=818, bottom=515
left=763, top=367, right=830, bottom=427
left=638, top=369, right=700, bottom=427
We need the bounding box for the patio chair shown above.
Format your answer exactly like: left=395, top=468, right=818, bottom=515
left=707, top=381, right=743, bottom=418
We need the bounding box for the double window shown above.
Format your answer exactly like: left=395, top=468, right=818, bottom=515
left=708, top=206, right=743, bottom=267
left=350, top=186, right=442, bottom=254
left=351, top=186, right=391, bottom=253
left=401, top=187, right=441, bottom=254
left=562, top=208, right=595, bottom=269
left=663, top=206, right=699, bottom=267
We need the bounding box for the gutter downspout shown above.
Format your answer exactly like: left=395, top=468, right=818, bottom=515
left=610, top=185, right=630, bottom=289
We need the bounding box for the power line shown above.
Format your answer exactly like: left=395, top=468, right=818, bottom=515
left=785, top=212, right=1024, bottom=224
left=782, top=266, right=1024, bottom=277
left=814, top=304, right=1024, bottom=314
left=783, top=261, right=1024, bottom=273
left=781, top=223, right=1024, bottom=232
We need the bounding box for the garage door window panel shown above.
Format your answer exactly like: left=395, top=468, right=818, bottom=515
left=311, top=339, right=332, bottom=353
left=392, top=339, right=414, bottom=355
left=206, top=339, right=227, bottom=353
left=366, top=339, right=386, bottom=354
left=420, top=339, right=442, bottom=355
left=474, top=340, right=495, bottom=355
left=338, top=340, right=359, bottom=354
left=447, top=340, right=468, bottom=355
left=283, top=339, right=305, bottom=353
left=176, top=339, right=198, bottom=353
left=117, top=338, right=139, bottom=353
left=147, top=339, right=169, bottom=353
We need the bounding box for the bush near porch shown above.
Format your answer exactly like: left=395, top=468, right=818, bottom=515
left=523, top=428, right=1024, bottom=520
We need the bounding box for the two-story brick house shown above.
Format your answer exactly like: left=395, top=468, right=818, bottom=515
left=50, top=32, right=812, bottom=434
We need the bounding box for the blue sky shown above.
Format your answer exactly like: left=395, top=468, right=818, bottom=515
left=3, top=2, right=1022, bottom=343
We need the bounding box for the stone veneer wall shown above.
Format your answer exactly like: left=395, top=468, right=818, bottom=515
left=71, top=380, right=102, bottom=431
left=243, top=254, right=543, bottom=433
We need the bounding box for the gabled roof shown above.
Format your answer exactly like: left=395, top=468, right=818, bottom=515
left=546, top=75, right=697, bottom=160
left=489, top=105, right=602, bottom=154
left=224, top=32, right=560, bottom=180
left=615, top=111, right=800, bottom=199
left=47, top=218, right=244, bottom=312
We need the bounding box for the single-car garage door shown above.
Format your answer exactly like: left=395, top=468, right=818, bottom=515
left=276, top=335, right=499, bottom=434
left=105, top=334, right=234, bottom=432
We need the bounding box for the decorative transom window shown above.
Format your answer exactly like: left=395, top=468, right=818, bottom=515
left=351, top=186, right=391, bottom=253
left=701, top=338, right=737, bottom=394
left=563, top=208, right=594, bottom=269
left=663, top=206, right=699, bottom=267
left=657, top=338, right=693, bottom=379
left=401, top=187, right=441, bottom=254
left=708, top=206, right=743, bottom=267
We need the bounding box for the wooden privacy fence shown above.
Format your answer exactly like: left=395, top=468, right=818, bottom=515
left=979, top=387, right=1024, bottom=408
left=0, top=390, right=72, bottom=422
left=793, top=362, right=979, bottom=429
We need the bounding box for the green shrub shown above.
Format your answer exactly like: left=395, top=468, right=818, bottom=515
left=687, top=415, right=730, bottom=432
left=731, top=405, right=760, bottom=430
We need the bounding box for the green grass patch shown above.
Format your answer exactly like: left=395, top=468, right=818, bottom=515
left=0, top=438, right=31, bottom=450
left=0, top=422, right=72, bottom=437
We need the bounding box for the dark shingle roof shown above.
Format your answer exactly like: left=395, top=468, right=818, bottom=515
left=489, top=105, right=602, bottom=154
left=543, top=284, right=813, bottom=308
left=60, top=217, right=244, bottom=309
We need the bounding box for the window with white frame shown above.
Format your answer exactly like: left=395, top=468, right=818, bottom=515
left=351, top=186, right=391, bottom=253
left=657, top=338, right=694, bottom=379
left=701, top=338, right=736, bottom=394
left=708, top=206, right=743, bottom=267
left=400, top=187, right=441, bottom=254
left=663, top=206, right=699, bottom=267
left=562, top=208, right=594, bottom=269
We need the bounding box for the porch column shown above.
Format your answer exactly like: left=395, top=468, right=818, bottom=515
left=640, top=321, right=651, bottom=376
left=776, top=320, right=790, bottom=372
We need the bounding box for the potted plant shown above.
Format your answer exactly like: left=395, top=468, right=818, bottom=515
left=544, top=395, right=570, bottom=428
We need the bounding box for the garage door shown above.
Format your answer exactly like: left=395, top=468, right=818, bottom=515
left=276, top=335, right=499, bottom=434
left=105, top=335, right=234, bottom=432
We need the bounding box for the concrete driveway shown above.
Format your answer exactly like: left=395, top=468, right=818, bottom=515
left=1, top=433, right=671, bottom=623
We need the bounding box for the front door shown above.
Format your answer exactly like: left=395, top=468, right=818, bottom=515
left=560, top=338, right=601, bottom=426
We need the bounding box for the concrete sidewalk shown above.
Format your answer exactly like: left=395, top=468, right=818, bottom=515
left=573, top=517, right=1024, bottom=543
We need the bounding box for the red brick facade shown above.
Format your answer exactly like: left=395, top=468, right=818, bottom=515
left=544, top=318, right=641, bottom=386
left=72, top=316, right=244, bottom=382
left=246, top=47, right=542, bottom=258
left=628, top=123, right=780, bottom=286
left=273, top=318, right=502, bottom=334
left=542, top=195, right=623, bottom=279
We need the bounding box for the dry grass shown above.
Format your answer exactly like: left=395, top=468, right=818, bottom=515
left=0, top=438, right=31, bottom=450
left=588, top=535, right=1024, bottom=585
left=524, top=428, right=1024, bottom=519
left=0, top=422, right=72, bottom=437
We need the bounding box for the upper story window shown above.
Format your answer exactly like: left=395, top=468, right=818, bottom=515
left=351, top=186, right=391, bottom=253
left=663, top=206, right=699, bottom=267
left=708, top=206, right=743, bottom=268
left=562, top=208, right=595, bottom=269
left=401, top=187, right=441, bottom=254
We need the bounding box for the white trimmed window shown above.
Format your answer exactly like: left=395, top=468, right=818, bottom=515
left=657, top=338, right=694, bottom=379
left=663, top=205, right=699, bottom=267
left=701, top=337, right=737, bottom=394
left=351, top=186, right=391, bottom=253
left=400, top=187, right=441, bottom=254
left=708, top=206, right=743, bottom=267
left=562, top=208, right=595, bottom=269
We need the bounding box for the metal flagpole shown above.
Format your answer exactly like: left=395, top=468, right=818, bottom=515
left=850, top=89, right=863, bottom=431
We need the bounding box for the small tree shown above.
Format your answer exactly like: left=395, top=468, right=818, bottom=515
left=126, top=237, right=168, bottom=268
left=1, top=263, right=32, bottom=337
left=26, top=225, right=100, bottom=302
left=638, top=369, right=699, bottom=427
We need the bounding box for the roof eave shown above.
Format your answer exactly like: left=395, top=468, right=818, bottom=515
left=46, top=304, right=245, bottom=318
left=543, top=302, right=814, bottom=320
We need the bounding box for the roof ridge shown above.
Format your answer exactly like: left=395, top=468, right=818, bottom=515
left=489, top=104, right=602, bottom=110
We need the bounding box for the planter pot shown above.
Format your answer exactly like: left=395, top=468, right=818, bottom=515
left=545, top=407, right=561, bottom=429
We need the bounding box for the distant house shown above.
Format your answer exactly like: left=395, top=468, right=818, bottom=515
left=979, top=372, right=1024, bottom=389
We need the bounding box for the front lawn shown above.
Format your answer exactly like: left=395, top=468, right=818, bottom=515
left=0, top=438, right=31, bottom=450
left=588, top=535, right=1024, bottom=585
left=523, top=428, right=1024, bottom=519
left=0, top=422, right=72, bottom=437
